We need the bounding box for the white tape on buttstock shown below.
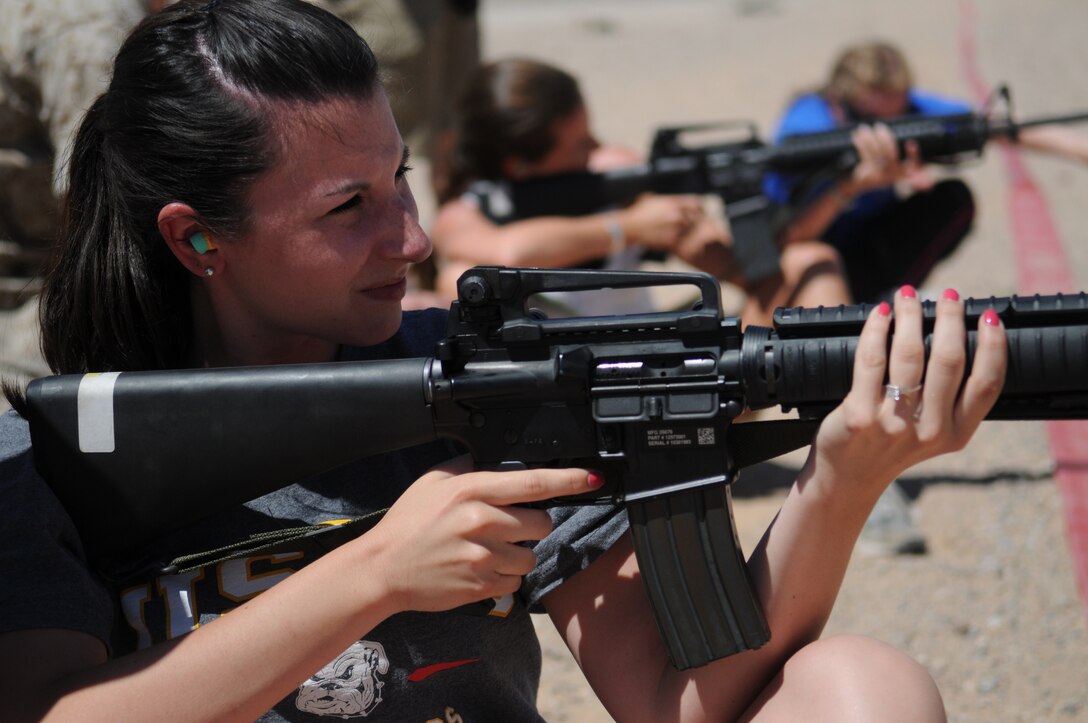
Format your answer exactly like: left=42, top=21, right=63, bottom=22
left=77, top=372, right=122, bottom=453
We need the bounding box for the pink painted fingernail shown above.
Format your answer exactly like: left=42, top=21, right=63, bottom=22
left=877, top=301, right=891, bottom=317
left=941, top=288, right=959, bottom=301
left=588, top=472, right=605, bottom=488
left=900, top=285, right=916, bottom=299
left=983, top=309, right=1000, bottom=326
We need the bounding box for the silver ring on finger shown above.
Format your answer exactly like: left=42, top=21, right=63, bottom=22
left=884, top=383, right=923, bottom=401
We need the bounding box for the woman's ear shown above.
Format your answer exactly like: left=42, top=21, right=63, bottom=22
left=501, top=156, right=532, bottom=180
left=158, top=202, right=220, bottom=278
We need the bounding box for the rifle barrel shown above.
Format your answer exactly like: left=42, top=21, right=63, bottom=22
left=987, top=111, right=1088, bottom=138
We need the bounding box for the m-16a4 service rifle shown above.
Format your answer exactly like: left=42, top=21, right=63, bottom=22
left=23, top=266, right=1088, bottom=669
left=500, top=85, right=1088, bottom=283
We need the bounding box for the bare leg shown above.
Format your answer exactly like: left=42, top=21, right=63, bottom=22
left=740, top=241, right=852, bottom=328
left=741, top=635, right=946, bottom=723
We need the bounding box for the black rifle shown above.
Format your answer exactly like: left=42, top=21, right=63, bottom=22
left=503, top=85, right=1088, bottom=283
left=23, top=267, right=1088, bottom=669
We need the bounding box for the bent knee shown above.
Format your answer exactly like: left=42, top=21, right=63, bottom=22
left=745, top=635, right=946, bottom=723
left=779, top=241, right=846, bottom=275
left=792, top=636, right=944, bottom=721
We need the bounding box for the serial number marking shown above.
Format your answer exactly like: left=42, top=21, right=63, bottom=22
left=644, top=427, right=716, bottom=448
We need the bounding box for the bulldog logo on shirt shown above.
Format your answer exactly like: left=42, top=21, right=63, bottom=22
left=296, top=640, right=389, bottom=717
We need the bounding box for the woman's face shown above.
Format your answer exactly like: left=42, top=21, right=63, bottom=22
left=517, top=103, right=599, bottom=177
left=848, top=88, right=910, bottom=120
left=212, top=93, right=431, bottom=361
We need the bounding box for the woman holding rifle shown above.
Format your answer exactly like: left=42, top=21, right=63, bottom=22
left=0, top=2, right=1006, bottom=720
left=429, top=57, right=853, bottom=326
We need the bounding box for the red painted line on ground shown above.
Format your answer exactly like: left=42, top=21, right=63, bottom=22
left=959, top=0, right=1088, bottom=614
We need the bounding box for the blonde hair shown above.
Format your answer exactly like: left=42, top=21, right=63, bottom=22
left=825, top=41, right=913, bottom=105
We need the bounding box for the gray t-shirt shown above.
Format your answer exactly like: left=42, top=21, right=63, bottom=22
left=0, top=309, right=628, bottom=721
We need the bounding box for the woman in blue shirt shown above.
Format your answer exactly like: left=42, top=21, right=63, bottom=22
left=766, top=41, right=976, bottom=303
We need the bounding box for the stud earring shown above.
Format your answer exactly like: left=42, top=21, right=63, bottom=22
left=203, top=267, right=215, bottom=277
